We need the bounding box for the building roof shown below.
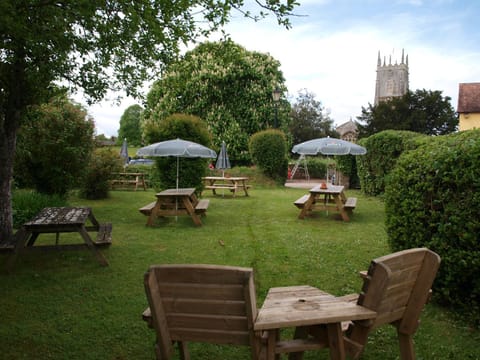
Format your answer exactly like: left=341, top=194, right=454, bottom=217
left=336, top=119, right=358, bottom=135
left=457, top=83, right=480, bottom=113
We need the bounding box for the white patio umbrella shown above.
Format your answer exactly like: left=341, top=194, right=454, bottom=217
left=137, top=138, right=217, bottom=189
left=215, top=141, right=231, bottom=177
left=292, top=137, right=367, bottom=182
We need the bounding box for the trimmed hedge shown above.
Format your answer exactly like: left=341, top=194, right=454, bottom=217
left=249, top=129, right=288, bottom=182
left=385, top=130, right=480, bottom=325
left=357, top=130, right=425, bottom=195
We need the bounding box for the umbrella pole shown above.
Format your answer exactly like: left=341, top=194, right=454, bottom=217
left=175, top=157, right=179, bottom=221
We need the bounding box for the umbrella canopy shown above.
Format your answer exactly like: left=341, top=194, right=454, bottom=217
left=120, top=138, right=129, bottom=165
left=215, top=141, right=231, bottom=176
left=291, top=137, right=367, bottom=156
left=137, top=138, right=216, bottom=189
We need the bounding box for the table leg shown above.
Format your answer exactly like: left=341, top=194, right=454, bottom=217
left=266, top=331, right=277, bottom=360
left=334, top=195, right=350, bottom=221
left=299, top=195, right=315, bottom=219
left=181, top=197, right=202, bottom=226
left=147, top=201, right=160, bottom=226
left=4, top=227, right=30, bottom=272
left=78, top=227, right=109, bottom=266
left=326, top=323, right=346, bottom=360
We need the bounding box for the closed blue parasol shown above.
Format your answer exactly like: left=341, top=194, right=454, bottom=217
left=215, top=141, right=231, bottom=177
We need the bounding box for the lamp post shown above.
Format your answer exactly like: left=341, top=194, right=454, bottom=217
left=272, top=87, right=281, bottom=128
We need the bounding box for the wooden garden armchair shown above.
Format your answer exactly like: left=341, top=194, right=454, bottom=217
left=292, top=248, right=441, bottom=360
left=143, top=264, right=265, bottom=360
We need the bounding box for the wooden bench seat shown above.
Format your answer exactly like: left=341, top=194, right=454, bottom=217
left=194, top=199, right=209, bottom=214
left=139, top=201, right=156, bottom=216
left=344, top=197, right=357, bottom=211
left=294, top=195, right=310, bottom=209
left=95, top=223, right=112, bottom=246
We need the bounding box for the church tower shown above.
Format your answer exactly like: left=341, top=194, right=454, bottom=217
left=374, top=49, right=409, bottom=105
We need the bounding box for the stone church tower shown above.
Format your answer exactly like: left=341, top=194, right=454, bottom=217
left=374, top=49, right=409, bottom=105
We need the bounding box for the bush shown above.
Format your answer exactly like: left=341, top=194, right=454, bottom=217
left=305, top=158, right=328, bottom=179
left=79, top=148, right=124, bottom=199
left=12, top=190, right=67, bottom=228
left=385, top=130, right=480, bottom=325
left=249, top=129, right=288, bottom=182
left=143, top=113, right=213, bottom=191
left=14, top=96, right=95, bottom=196
left=357, top=130, right=425, bottom=195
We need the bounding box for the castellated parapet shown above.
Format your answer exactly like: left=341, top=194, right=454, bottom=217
left=374, top=49, right=409, bottom=105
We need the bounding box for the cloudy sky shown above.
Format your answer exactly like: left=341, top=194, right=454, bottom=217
left=81, top=0, right=480, bottom=137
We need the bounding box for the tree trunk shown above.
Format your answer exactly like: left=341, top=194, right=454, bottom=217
left=0, top=117, right=17, bottom=244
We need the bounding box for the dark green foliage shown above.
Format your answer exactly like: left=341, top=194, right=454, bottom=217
left=357, top=130, right=426, bottom=195
left=289, top=89, right=337, bottom=145
left=336, top=155, right=360, bottom=188
left=385, top=130, right=480, bottom=325
left=14, top=96, right=95, bottom=196
left=249, top=129, right=288, bottom=182
left=305, top=158, right=327, bottom=179
left=12, top=190, right=67, bottom=228
left=117, top=104, right=143, bottom=146
left=145, top=114, right=213, bottom=191
left=79, top=148, right=124, bottom=200
left=357, top=89, right=458, bottom=138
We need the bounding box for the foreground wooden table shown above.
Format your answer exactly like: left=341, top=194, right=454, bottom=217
left=254, top=285, right=376, bottom=360
left=295, top=184, right=356, bottom=221
left=202, top=176, right=250, bottom=197
left=140, top=188, right=209, bottom=226
left=5, top=207, right=111, bottom=270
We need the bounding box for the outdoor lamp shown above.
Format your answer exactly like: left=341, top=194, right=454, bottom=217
left=272, top=87, right=281, bottom=128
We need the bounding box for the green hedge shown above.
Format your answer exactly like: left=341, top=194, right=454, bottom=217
left=249, top=129, right=288, bottom=182
left=385, top=130, right=480, bottom=325
left=357, top=130, right=425, bottom=195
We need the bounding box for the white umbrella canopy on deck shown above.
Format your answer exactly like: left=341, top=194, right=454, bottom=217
left=292, top=136, right=367, bottom=156
left=137, top=138, right=217, bottom=189
left=292, top=137, right=367, bottom=183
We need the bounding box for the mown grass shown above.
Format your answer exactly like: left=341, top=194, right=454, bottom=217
left=1, top=183, right=479, bottom=359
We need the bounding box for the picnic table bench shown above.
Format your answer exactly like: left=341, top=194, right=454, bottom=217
left=4, top=207, right=111, bottom=271
left=110, top=172, right=147, bottom=191
left=202, top=176, right=250, bottom=197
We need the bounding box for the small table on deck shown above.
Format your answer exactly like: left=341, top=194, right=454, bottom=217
left=143, top=188, right=208, bottom=226
left=5, top=207, right=111, bottom=270
left=297, top=184, right=351, bottom=221
left=202, top=176, right=250, bottom=197
left=254, top=285, right=377, bottom=360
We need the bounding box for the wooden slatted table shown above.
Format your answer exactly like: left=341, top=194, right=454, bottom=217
left=254, top=285, right=376, bottom=360
left=5, top=207, right=111, bottom=270
left=202, top=176, right=250, bottom=197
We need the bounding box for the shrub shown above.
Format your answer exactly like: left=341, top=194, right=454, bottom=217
left=357, top=130, right=425, bottom=195
left=14, top=96, right=95, bottom=196
left=144, top=113, right=213, bottom=191
left=305, top=157, right=328, bottom=179
left=335, top=155, right=360, bottom=188
left=385, top=130, right=480, bottom=325
left=249, top=129, right=288, bottom=182
left=79, top=148, right=123, bottom=199
left=12, top=190, right=67, bottom=228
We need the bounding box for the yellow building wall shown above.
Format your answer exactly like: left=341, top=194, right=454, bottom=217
left=459, top=113, right=480, bottom=131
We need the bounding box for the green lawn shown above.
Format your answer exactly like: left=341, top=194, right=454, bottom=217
left=1, top=185, right=479, bottom=359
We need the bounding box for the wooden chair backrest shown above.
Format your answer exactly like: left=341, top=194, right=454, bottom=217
left=357, top=248, right=441, bottom=334
left=144, top=264, right=259, bottom=359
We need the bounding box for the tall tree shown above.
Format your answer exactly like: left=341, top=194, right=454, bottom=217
left=289, top=89, right=337, bottom=145
left=118, top=104, right=143, bottom=146
left=357, top=89, right=458, bottom=138
left=142, top=40, right=290, bottom=163
left=0, top=1, right=298, bottom=243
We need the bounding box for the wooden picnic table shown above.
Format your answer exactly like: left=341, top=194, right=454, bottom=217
left=110, top=172, right=147, bottom=191
left=254, top=285, right=376, bottom=360
left=139, top=188, right=209, bottom=226
left=5, top=207, right=111, bottom=270
left=202, top=176, right=250, bottom=197
left=294, top=184, right=357, bottom=221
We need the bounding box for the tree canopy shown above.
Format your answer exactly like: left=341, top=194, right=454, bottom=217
left=118, top=104, right=144, bottom=146
left=289, top=89, right=337, bottom=145
left=142, top=40, right=290, bottom=163
left=0, top=0, right=299, bottom=243
left=357, top=89, right=458, bottom=138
